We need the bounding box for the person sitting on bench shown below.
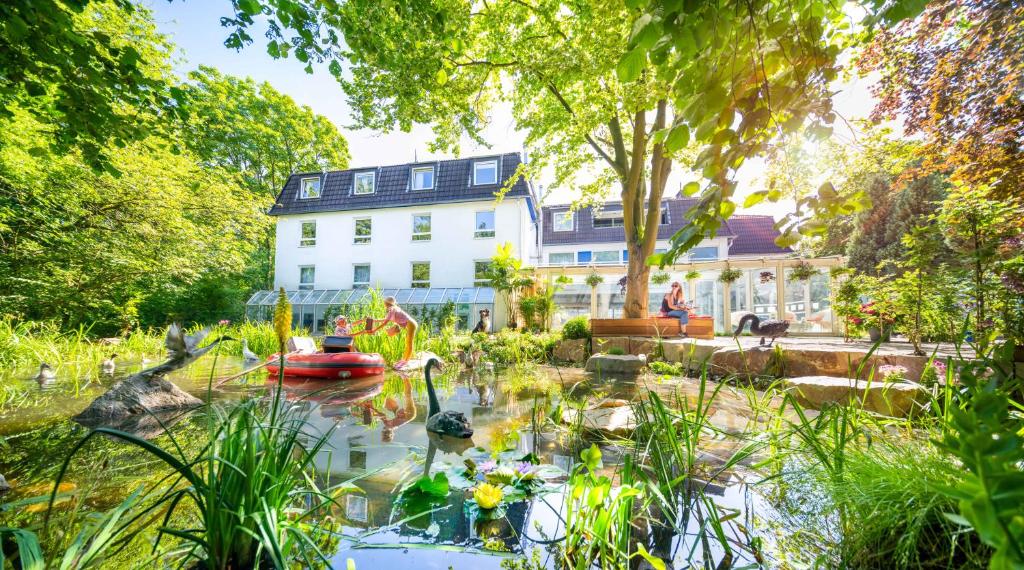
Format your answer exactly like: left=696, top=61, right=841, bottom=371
left=661, top=281, right=692, bottom=337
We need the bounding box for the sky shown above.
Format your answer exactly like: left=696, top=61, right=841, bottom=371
left=145, top=1, right=881, bottom=217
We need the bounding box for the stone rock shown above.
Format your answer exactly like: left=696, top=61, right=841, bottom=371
left=562, top=405, right=636, bottom=436
left=662, top=340, right=718, bottom=369
left=784, top=376, right=930, bottom=417
left=74, top=376, right=203, bottom=426
left=592, top=336, right=630, bottom=355
left=0, top=473, right=11, bottom=495
left=585, top=353, right=647, bottom=375
left=627, top=338, right=659, bottom=357
left=553, top=338, right=588, bottom=364
left=710, top=345, right=930, bottom=381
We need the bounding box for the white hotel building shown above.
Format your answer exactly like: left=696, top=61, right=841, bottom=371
left=246, top=152, right=794, bottom=332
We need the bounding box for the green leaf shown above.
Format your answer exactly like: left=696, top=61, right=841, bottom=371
left=719, top=200, right=736, bottom=218
left=744, top=191, right=769, bottom=208
left=775, top=231, right=800, bottom=248
left=635, top=544, right=666, bottom=570
left=580, top=443, right=603, bottom=472
left=664, top=125, right=690, bottom=152
left=435, top=69, right=449, bottom=85
left=629, top=14, right=661, bottom=50
left=237, top=0, right=262, bottom=16
left=616, top=47, right=646, bottom=83
left=682, top=181, right=701, bottom=196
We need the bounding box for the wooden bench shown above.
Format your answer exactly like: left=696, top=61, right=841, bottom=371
left=590, top=316, right=715, bottom=340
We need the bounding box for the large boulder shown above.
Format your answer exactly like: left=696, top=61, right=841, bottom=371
left=553, top=338, right=589, bottom=364
left=561, top=404, right=636, bottom=436
left=784, top=376, right=930, bottom=417
left=74, top=376, right=203, bottom=428
left=711, top=345, right=930, bottom=381
left=585, top=353, right=647, bottom=376
left=592, top=336, right=631, bottom=355
left=662, top=340, right=718, bottom=369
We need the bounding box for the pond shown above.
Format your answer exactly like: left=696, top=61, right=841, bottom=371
left=0, top=357, right=798, bottom=568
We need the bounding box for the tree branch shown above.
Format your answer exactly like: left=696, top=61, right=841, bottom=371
left=545, top=83, right=621, bottom=175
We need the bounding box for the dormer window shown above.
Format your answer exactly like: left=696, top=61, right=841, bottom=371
left=354, top=171, right=375, bottom=195
left=299, top=177, right=321, bottom=199
left=473, top=160, right=498, bottom=185
left=411, top=166, right=434, bottom=190
left=553, top=211, right=574, bottom=232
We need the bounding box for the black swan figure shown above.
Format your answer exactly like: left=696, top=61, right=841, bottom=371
left=424, top=357, right=474, bottom=438
left=733, top=314, right=790, bottom=346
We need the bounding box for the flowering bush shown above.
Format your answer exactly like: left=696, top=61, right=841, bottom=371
left=878, top=364, right=909, bottom=382
left=920, top=360, right=948, bottom=387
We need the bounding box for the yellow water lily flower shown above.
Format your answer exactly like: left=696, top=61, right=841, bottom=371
left=473, top=483, right=504, bottom=510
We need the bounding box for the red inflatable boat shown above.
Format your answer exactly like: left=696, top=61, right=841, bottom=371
left=265, top=351, right=386, bottom=379
left=266, top=336, right=386, bottom=380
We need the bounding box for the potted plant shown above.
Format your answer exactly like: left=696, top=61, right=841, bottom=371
left=684, top=270, right=701, bottom=281
left=718, top=264, right=744, bottom=284
left=861, top=301, right=895, bottom=342
left=759, top=270, right=775, bottom=284
left=651, top=272, right=671, bottom=285
left=789, top=260, right=820, bottom=281
left=585, top=273, right=604, bottom=288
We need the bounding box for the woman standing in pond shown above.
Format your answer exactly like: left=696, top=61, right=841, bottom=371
left=367, top=296, right=419, bottom=369
left=662, top=281, right=691, bottom=337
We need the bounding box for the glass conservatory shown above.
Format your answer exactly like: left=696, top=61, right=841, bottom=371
left=542, top=257, right=843, bottom=335
left=245, top=287, right=496, bottom=334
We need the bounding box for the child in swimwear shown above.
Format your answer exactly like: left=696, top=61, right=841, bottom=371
left=367, top=296, right=419, bottom=368
left=334, top=315, right=352, bottom=336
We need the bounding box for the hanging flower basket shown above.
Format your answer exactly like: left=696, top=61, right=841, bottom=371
left=718, top=265, right=744, bottom=284
left=759, top=271, right=775, bottom=284
left=789, top=260, right=820, bottom=281
left=684, top=270, right=701, bottom=281
left=651, top=272, right=671, bottom=285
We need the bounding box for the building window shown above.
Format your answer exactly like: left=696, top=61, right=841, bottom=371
left=475, top=210, right=495, bottom=238
left=353, top=264, right=370, bottom=288
left=473, top=160, right=498, bottom=185
left=412, top=214, right=431, bottom=241
left=299, top=177, right=321, bottom=199
left=690, top=246, right=719, bottom=261
left=411, top=262, right=430, bottom=288
left=593, top=250, right=619, bottom=263
left=300, top=221, right=316, bottom=247
left=577, top=251, right=592, bottom=263
left=593, top=210, right=624, bottom=228
left=549, top=252, right=574, bottom=265
left=660, top=208, right=670, bottom=224
left=299, top=266, right=315, bottom=290
left=411, top=166, right=434, bottom=190
left=553, top=211, right=574, bottom=232
left=354, top=217, right=371, bottom=244
left=474, top=260, right=492, bottom=286
left=354, top=171, right=375, bottom=195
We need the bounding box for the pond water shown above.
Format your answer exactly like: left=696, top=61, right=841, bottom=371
left=0, top=357, right=795, bottom=568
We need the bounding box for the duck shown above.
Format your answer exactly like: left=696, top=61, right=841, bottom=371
left=34, top=363, right=56, bottom=383
left=424, top=358, right=473, bottom=438
left=241, top=339, right=260, bottom=363
left=101, top=354, right=117, bottom=375
left=733, top=314, right=790, bottom=347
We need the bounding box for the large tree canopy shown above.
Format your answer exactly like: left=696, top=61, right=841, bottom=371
left=0, top=0, right=184, bottom=171
left=859, top=0, right=1024, bottom=203
left=219, top=0, right=905, bottom=316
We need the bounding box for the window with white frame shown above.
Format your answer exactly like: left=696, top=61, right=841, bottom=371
left=411, top=262, right=430, bottom=288
left=299, top=221, right=316, bottom=247
left=689, top=246, right=719, bottom=261
left=299, top=177, right=321, bottom=199
left=411, top=166, right=434, bottom=190
left=354, top=217, right=371, bottom=244
left=553, top=211, right=574, bottom=232
left=474, top=260, right=491, bottom=286
left=593, top=250, right=620, bottom=264
left=549, top=252, right=574, bottom=265
left=353, top=171, right=375, bottom=195
left=412, top=214, right=431, bottom=241
left=474, top=210, right=495, bottom=238
left=593, top=211, right=624, bottom=228
left=353, top=264, right=370, bottom=288
left=299, top=266, right=315, bottom=290
left=473, top=160, right=498, bottom=185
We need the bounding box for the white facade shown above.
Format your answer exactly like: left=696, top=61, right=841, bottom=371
left=273, top=198, right=536, bottom=291
left=540, top=236, right=731, bottom=267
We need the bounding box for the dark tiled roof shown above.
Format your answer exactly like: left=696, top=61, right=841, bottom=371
left=540, top=198, right=792, bottom=256
left=269, top=153, right=535, bottom=216
left=723, top=215, right=793, bottom=256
